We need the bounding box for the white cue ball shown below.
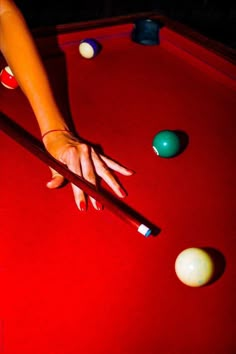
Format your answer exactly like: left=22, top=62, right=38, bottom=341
left=175, top=248, right=214, bottom=287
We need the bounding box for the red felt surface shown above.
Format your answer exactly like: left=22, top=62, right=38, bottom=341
left=0, top=21, right=236, bottom=354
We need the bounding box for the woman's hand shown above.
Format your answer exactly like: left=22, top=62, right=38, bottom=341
left=43, top=130, right=134, bottom=211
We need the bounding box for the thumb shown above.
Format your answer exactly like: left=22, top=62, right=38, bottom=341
left=46, top=167, right=65, bottom=189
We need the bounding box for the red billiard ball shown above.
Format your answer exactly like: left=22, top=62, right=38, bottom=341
left=0, top=66, right=18, bottom=89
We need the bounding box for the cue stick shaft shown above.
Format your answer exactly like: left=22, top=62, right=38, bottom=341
left=0, top=112, right=155, bottom=237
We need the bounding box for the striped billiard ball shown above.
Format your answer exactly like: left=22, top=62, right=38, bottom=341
left=79, top=38, right=100, bottom=59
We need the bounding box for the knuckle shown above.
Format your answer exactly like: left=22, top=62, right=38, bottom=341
left=67, top=145, right=78, bottom=156
left=84, top=169, right=96, bottom=183
left=79, top=143, right=90, bottom=154
left=100, top=164, right=111, bottom=176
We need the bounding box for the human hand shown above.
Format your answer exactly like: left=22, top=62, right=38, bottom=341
left=42, top=130, right=134, bottom=211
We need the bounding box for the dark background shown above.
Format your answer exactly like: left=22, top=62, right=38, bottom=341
left=16, top=1, right=236, bottom=49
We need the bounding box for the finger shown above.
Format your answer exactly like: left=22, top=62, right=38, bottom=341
left=46, top=167, right=64, bottom=189
left=63, top=146, right=87, bottom=211
left=92, top=151, right=128, bottom=198
left=79, top=146, right=102, bottom=210
left=99, top=154, right=134, bottom=176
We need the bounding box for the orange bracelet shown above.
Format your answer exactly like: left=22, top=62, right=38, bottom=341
left=42, top=129, right=71, bottom=139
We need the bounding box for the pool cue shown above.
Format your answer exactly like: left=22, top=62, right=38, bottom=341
left=0, top=112, right=159, bottom=237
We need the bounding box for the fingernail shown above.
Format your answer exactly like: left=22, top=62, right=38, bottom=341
left=118, top=187, right=127, bottom=198
left=95, top=201, right=103, bottom=210
left=79, top=201, right=87, bottom=211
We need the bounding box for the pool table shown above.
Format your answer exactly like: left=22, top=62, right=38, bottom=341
left=0, top=13, right=236, bottom=354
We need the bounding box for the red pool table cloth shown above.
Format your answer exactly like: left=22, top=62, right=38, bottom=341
left=0, top=14, right=236, bottom=354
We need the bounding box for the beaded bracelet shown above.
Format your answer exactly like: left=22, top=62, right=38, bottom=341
left=42, top=129, right=71, bottom=139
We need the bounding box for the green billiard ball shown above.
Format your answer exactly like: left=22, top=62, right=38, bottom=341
left=152, top=130, right=180, bottom=158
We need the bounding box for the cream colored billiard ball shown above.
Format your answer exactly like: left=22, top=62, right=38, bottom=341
left=175, top=248, right=214, bottom=287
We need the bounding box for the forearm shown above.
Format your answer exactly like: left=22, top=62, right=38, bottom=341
left=0, top=0, right=68, bottom=134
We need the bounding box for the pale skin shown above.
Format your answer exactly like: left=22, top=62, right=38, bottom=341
left=0, top=0, right=133, bottom=211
